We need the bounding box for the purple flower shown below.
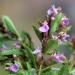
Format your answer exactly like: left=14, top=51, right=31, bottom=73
left=51, top=53, right=66, bottom=62
left=57, top=32, right=70, bottom=41
left=33, top=47, right=42, bottom=58
left=62, top=33, right=70, bottom=40
left=33, top=47, right=41, bottom=55
left=61, top=17, right=70, bottom=26
left=47, top=5, right=58, bottom=16
left=39, top=21, right=49, bottom=32
left=9, top=64, right=19, bottom=72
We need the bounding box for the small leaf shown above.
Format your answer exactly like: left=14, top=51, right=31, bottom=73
left=50, top=13, right=63, bottom=33
left=44, top=39, right=58, bottom=54
left=32, top=25, right=43, bottom=41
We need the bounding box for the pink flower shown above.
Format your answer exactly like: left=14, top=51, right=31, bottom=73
left=51, top=53, right=66, bottom=63
left=39, top=21, right=49, bottom=32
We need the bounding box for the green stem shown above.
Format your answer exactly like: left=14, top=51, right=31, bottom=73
left=38, top=64, right=43, bottom=75
left=41, top=65, right=51, bottom=72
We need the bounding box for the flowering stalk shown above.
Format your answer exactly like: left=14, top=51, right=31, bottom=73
left=0, top=4, right=74, bottom=75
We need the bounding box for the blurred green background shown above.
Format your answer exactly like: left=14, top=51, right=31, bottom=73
left=0, top=0, right=75, bottom=74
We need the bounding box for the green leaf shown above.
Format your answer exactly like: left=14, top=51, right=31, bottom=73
left=61, top=42, right=74, bottom=57
left=2, top=16, right=20, bottom=38
left=32, top=25, right=43, bottom=41
left=66, top=25, right=72, bottom=31
left=26, top=62, right=33, bottom=75
left=0, top=48, right=22, bottom=55
left=26, top=62, right=31, bottom=71
left=22, top=43, right=37, bottom=69
left=58, top=64, right=70, bottom=75
left=0, top=56, right=8, bottom=61
left=62, top=25, right=72, bottom=32
left=42, top=63, right=62, bottom=75
left=50, top=13, right=63, bottom=33
left=44, top=39, right=58, bottom=54
left=21, top=31, right=31, bottom=41
left=21, top=31, right=34, bottom=50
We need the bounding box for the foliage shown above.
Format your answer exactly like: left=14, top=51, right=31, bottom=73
left=0, top=5, right=75, bottom=75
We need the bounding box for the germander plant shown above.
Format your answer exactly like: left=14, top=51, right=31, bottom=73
left=0, top=5, right=75, bottom=75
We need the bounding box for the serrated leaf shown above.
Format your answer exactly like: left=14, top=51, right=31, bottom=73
left=0, top=48, right=22, bottom=55
left=32, top=25, right=43, bottom=41
left=50, top=13, right=63, bottom=33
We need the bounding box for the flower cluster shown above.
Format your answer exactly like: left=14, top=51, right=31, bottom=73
left=39, top=5, right=70, bottom=42
left=33, top=5, right=71, bottom=63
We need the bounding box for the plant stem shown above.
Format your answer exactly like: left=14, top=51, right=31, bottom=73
left=38, top=64, right=43, bottom=75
